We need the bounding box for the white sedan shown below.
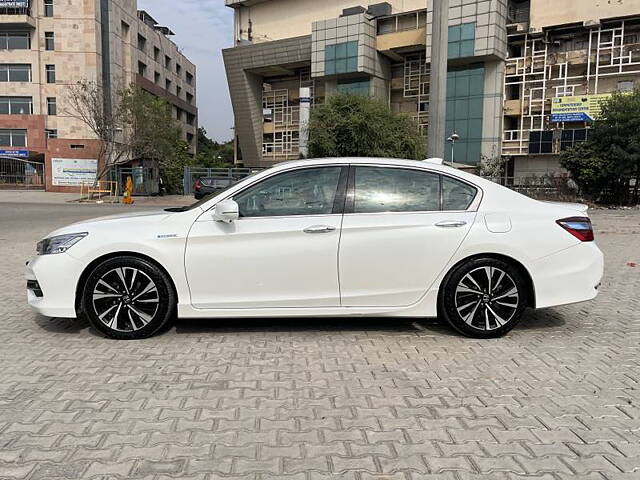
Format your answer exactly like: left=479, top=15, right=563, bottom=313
left=26, top=158, right=604, bottom=340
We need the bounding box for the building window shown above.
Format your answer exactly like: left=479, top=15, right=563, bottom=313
left=70, top=144, right=85, bottom=149
left=153, top=46, right=160, bottom=62
left=560, top=129, right=589, bottom=151
left=45, top=64, right=55, bottom=83
left=186, top=132, right=194, bottom=145
left=137, top=34, right=146, bottom=52
left=448, top=23, right=476, bottom=59
left=325, top=41, right=358, bottom=75
left=186, top=92, right=193, bottom=105
left=528, top=130, right=554, bottom=154
left=0, top=129, right=27, bottom=147
left=0, top=32, right=31, bottom=50
left=186, top=72, right=193, bottom=85
left=45, top=128, right=58, bottom=139
left=165, top=78, right=171, bottom=91
left=45, top=32, right=55, bottom=51
left=336, top=78, right=369, bottom=95
left=618, top=80, right=634, bottom=92
left=121, top=21, right=129, bottom=40
left=0, top=64, right=32, bottom=82
left=154, top=71, right=160, bottom=84
left=186, top=113, right=195, bottom=126
left=47, top=97, right=56, bottom=115
left=176, top=85, right=182, bottom=97
left=176, top=63, right=182, bottom=75
left=44, top=0, right=53, bottom=17
left=165, top=55, right=171, bottom=69
left=138, top=61, right=147, bottom=77
left=0, top=97, right=33, bottom=115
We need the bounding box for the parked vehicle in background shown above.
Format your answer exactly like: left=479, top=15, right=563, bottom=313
left=26, top=157, right=604, bottom=340
left=193, top=176, right=236, bottom=199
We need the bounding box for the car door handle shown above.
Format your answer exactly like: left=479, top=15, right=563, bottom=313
left=303, top=225, right=336, bottom=234
left=435, top=220, right=467, bottom=228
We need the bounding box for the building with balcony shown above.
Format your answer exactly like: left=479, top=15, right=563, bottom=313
left=224, top=0, right=640, bottom=177
left=0, top=0, right=197, bottom=192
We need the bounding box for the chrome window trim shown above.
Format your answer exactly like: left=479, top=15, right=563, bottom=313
left=205, top=162, right=483, bottom=218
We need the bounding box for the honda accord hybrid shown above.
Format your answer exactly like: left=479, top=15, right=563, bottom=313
left=26, top=158, right=604, bottom=339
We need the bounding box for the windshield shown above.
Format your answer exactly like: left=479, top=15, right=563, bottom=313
left=164, top=171, right=263, bottom=212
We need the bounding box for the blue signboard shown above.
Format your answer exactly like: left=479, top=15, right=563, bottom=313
left=0, top=150, right=29, bottom=158
left=550, top=112, right=592, bottom=123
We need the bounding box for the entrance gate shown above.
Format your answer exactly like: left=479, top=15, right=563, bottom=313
left=0, top=156, right=45, bottom=190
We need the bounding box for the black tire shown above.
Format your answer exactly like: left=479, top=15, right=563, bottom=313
left=81, top=256, right=176, bottom=340
left=439, top=257, right=528, bottom=338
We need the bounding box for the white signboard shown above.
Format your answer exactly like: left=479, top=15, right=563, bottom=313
left=52, top=158, right=97, bottom=186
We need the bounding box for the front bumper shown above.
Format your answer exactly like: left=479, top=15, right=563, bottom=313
left=26, top=253, right=85, bottom=318
left=530, top=242, right=604, bottom=309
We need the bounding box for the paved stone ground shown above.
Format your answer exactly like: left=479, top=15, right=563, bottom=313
left=0, top=202, right=639, bottom=480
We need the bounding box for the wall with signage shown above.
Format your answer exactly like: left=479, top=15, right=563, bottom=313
left=550, top=94, right=612, bottom=123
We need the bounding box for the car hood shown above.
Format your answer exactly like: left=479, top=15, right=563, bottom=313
left=45, top=209, right=173, bottom=238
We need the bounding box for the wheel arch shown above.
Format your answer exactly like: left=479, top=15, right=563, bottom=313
left=74, top=251, right=179, bottom=316
left=438, top=253, right=536, bottom=309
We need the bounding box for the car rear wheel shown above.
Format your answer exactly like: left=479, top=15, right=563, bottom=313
left=440, top=257, right=528, bottom=338
left=81, top=256, right=175, bottom=340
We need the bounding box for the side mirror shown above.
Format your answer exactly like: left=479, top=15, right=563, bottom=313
left=212, top=199, right=239, bottom=223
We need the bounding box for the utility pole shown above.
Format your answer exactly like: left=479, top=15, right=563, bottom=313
left=427, top=0, right=449, bottom=159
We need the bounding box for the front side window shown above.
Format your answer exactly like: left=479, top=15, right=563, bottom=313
left=0, top=64, right=31, bottom=82
left=234, top=167, right=343, bottom=218
left=353, top=167, right=440, bottom=213
left=0, top=96, right=32, bottom=114
left=0, top=129, right=27, bottom=147
left=442, top=176, right=477, bottom=210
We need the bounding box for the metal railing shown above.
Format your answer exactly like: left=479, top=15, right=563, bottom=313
left=0, top=156, right=44, bottom=190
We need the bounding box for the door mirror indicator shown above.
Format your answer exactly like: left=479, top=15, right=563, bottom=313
left=212, top=200, right=239, bottom=223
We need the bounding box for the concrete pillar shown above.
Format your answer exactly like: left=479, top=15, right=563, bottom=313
left=299, top=87, right=311, bottom=158
left=427, top=0, right=449, bottom=160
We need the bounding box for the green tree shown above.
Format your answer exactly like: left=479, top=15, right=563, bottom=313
left=308, top=93, right=426, bottom=160
left=560, top=90, right=640, bottom=204
left=195, top=127, right=234, bottom=168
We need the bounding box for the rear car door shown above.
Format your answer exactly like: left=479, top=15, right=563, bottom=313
left=338, top=165, right=478, bottom=307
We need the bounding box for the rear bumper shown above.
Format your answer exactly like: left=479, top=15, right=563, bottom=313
left=530, top=242, right=604, bottom=309
left=26, top=254, right=84, bottom=318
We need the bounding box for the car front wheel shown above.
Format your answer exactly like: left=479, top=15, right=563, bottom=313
left=440, top=257, right=528, bottom=338
left=81, top=256, right=176, bottom=340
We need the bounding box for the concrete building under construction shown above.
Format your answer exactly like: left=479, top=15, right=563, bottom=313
left=223, top=0, right=640, bottom=177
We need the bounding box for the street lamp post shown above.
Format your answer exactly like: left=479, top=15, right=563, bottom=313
left=447, top=132, right=460, bottom=167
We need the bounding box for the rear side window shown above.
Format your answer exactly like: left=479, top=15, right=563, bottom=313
left=353, top=167, right=440, bottom=213
left=442, top=176, right=477, bottom=210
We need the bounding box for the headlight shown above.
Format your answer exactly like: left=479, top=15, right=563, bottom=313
left=37, top=233, right=88, bottom=255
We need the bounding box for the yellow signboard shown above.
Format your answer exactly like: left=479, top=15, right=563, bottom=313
left=550, top=94, right=612, bottom=122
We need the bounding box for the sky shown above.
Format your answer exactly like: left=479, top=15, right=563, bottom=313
left=138, top=0, right=235, bottom=142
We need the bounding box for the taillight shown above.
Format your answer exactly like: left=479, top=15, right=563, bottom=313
left=556, top=216, right=594, bottom=242
left=194, top=179, right=201, bottom=191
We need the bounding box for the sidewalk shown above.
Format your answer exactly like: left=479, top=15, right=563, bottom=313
left=0, top=190, right=193, bottom=207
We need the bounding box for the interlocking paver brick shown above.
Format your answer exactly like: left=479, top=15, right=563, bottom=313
left=1, top=205, right=640, bottom=479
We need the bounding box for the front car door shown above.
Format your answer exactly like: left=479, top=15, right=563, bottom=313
left=185, top=166, right=347, bottom=309
left=338, top=165, right=479, bottom=307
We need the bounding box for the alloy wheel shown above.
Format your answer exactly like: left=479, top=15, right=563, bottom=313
left=92, top=267, right=160, bottom=332
left=454, top=266, right=519, bottom=331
